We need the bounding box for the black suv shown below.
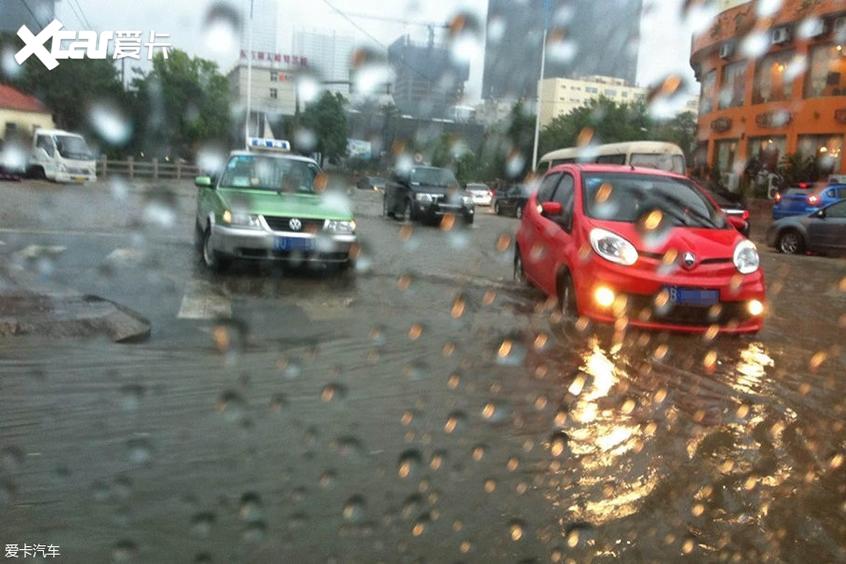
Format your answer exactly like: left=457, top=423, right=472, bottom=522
left=383, top=166, right=475, bottom=225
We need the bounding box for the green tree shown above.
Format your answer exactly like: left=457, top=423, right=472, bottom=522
left=2, top=32, right=125, bottom=134
left=430, top=133, right=479, bottom=184
left=299, top=91, right=349, bottom=166
left=130, top=49, right=232, bottom=158
left=539, top=98, right=699, bottom=165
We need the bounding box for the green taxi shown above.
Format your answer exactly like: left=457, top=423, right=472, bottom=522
left=194, top=139, right=357, bottom=271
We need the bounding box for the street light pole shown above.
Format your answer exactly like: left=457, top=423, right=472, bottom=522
left=531, top=0, right=550, bottom=172
left=531, top=28, right=546, bottom=172
left=245, top=0, right=254, bottom=148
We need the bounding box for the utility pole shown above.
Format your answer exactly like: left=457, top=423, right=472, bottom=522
left=245, top=0, right=254, bottom=148
left=531, top=0, right=550, bottom=172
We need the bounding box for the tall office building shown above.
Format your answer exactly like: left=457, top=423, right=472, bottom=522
left=0, top=0, right=56, bottom=33
left=482, top=0, right=643, bottom=101
left=241, top=0, right=279, bottom=55
left=388, top=35, right=470, bottom=119
left=292, top=30, right=355, bottom=95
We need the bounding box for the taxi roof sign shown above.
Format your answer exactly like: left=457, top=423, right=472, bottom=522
left=247, top=137, right=291, bottom=152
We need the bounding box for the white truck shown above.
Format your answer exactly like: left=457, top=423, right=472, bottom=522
left=28, top=129, right=97, bottom=183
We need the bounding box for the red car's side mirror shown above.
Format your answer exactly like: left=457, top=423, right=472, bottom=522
left=541, top=201, right=563, bottom=217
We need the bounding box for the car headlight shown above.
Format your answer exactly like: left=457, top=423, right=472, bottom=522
left=325, top=219, right=356, bottom=234
left=223, top=210, right=261, bottom=229
left=733, top=240, right=759, bottom=274
left=415, top=193, right=437, bottom=203
left=461, top=195, right=473, bottom=206
left=589, top=228, right=639, bottom=266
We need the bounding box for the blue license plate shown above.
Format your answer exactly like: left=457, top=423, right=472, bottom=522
left=273, top=237, right=313, bottom=252
left=666, top=287, right=719, bottom=307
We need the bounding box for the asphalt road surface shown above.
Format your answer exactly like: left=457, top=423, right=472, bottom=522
left=1, top=178, right=844, bottom=563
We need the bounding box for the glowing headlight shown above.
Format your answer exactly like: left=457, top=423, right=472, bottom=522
left=589, top=228, right=638, bottom=266
left=461, top=195, right=473, bottom=206
left=733, top=240, right=759, bottom=274
left=415, top=193, right=436, bottom=203
left=325, top=219, right=356, bottom=233
left=223, top=210, right=261, bottom=228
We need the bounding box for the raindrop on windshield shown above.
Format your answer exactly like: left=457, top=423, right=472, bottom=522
left=89, top=102, right=132, bottom=146
left=201, top=2, right=241, bottom=57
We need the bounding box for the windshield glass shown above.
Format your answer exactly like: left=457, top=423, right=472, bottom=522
left=630, top=153, right=685, bottom=174
left=219, top=155, right=319, bottom=193
left=54, top=135, right=91, bottom=160
left=410, top=167, right=457, bottom=187
left=583, top=173, right=724, bottom=228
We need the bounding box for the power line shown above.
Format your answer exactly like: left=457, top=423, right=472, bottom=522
left=66, top=0, right=88, bottom=29
left=319, top=0, right=434, bottom=84
left=71, top=0, right=94, bottom=30
left=17, top=0, right=45, bottom=29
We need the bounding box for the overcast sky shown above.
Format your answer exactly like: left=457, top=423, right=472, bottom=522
left=61, top=0, right=700, bottom=101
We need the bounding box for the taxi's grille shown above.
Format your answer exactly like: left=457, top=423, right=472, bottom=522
left=264, top=216, right=324, bottom=233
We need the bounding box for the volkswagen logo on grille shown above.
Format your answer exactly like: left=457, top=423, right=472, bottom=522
left=682, top=252, right=696, bottom=269
left=288, top=218, right=302, bottom=231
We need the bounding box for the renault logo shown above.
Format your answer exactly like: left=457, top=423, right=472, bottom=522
left=682, top=252, right=696, bottom=269
left=289, top=218, right=302, bottom=231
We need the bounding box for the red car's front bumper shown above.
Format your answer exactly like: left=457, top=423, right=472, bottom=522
left=572, top=255, right=766, bottom=334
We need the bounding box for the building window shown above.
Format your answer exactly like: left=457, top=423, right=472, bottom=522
left=700, top=70, right=716, bottom=115
left=270, top=88, right=278, bottom=99
left=747, top=136, right=786, bottom=172
left=714, top=139, right=738, bottom=175
left=753, top=50, right=795, bottom=104
left=797, top=134, right=843, bottom=175
left=719, top=61, right=747, bottom=109
left=622, top=91, right=628, bottom=97
left=805, top=43, right=846, bottom=98
left=585, top=87, right=598, bottom=93
left=604, top=89, right=617, bottom=97
left=270, top=71, right=278, bottom=82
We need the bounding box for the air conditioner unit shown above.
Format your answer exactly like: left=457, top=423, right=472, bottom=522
left=771, top=27, right=791, bottom=45
left=719, top=42, right=734, bottom=59
left=834, top=17, right=846, bottom=40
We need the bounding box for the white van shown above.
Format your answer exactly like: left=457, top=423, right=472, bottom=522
left=537, top=141, right=687, bottom=175
left=28, top=129, right=97, bottom=183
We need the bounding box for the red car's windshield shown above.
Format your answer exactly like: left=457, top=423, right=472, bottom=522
left=582, top=173, right=726, bottom=229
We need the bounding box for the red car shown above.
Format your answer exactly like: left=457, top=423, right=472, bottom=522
left=515, top=164, right=766, bottom=334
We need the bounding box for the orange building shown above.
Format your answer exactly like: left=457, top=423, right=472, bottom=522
left=690, top=0, right=846, bottom=186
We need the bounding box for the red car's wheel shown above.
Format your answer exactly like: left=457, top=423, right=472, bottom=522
left=557, top=271, right=578, bottom=320
left=514, top=248, right=528, bottom=285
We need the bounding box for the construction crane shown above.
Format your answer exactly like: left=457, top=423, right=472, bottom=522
left=344, top=11, right=449, bottom=48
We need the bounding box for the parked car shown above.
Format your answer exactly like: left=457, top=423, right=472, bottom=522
left=383, top=166, right=475, bottom=225
left=494, top=184, right=531, bottom=218
left=356, top=175, right=387, bottom=192
left=766, top=199, right=846, bottom=256
left=700, top=186, right=751, bottom=237
left=772, top=183, right=846, bottom=219
left=194, top=138, right=357, bottom=271
left=515, top=164, right=766, bottom=334
left=465, top=183, right=493, bottom=206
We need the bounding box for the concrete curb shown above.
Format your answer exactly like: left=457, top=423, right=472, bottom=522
left=0, top=292, right=151, bottom=343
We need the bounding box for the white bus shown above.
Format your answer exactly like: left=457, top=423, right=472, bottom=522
left=537, top=141, right=686, bottom=175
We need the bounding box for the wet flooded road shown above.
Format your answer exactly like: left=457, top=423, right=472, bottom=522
left=1, top=180, right=844, bottom=562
